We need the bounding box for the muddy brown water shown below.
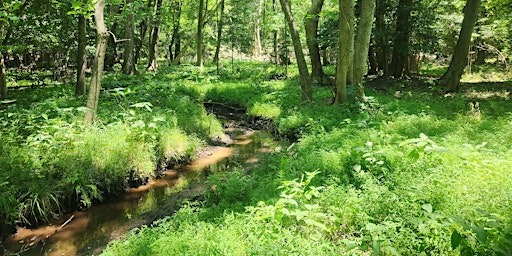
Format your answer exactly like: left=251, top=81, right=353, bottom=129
left=1, top=128, right=277, bottom=256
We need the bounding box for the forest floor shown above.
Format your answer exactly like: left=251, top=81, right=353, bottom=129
left=1, top=62, right=512, bottom=255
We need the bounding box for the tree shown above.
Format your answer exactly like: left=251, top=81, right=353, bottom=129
left=0, top=0, right=6, bottom=100
left=334, top=0, right=354, bottom=104
left=169, top=0, right=183, bottom=61
left=148, top=0, right=162, bottom=70
left=352, top=0, right=376, bottom=99
left=214, top=0, right=225, bottom=73
left=374, top=0, right=389, bottom=76
left=279, top=0, right=313, bottom=102
left=304, top=0, right=325, bottom=85
left=390, top=0, right=413, bottom=78
left=122, top=0, right=136, bottom=75
left=252, top=0, right=263, bottom=59
left=197, top=0, right=205, bottom=67
left=76, top=0, right=88, bottom=96
left=438, top=0, right=481, bottom=92
left=84, top=0, right=109, bottom=124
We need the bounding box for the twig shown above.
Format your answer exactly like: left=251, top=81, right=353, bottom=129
left=56, top=215, right=75, bottom=232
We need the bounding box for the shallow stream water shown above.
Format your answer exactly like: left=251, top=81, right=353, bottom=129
left=2, top=127, right=276, bottom=256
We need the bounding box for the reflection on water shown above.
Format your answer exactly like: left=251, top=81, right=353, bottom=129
left=2, top=129, right=276, bottom=256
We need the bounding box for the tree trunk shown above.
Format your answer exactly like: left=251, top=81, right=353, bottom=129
left=272, top=0, right=278, bottom=65
left=374, top=0, right=389, bottom=76
left=105, top=5, right=122, bottom=71
left=353, top=0, right=376, bottom=99
left=122, top=0, right=136, bottom=75
left=279, top=0, right=313, bottom=102
left=304, top=0, right=325, bottom=85
left=84, top=0, right=109, bottom=125
left=0, top=53, right=6, bottom=100
left=334, top=0, right=355, bottom=104
left=76, top=5, right=87, bottom=97
left=171, top=1, right=220, bottom=66
left=0, top=0, right=6, bottom=100
left=390, top=0, right=412, bottom=79
left=214, top=0, right=225, bottom=72
left=197, top=0, right=205, bottom=67
left=368, top=45, right=378, bottom=75
left=252, top=0, right=263, bottom=59
left=135, top=20, right=148, bottom=65
left=170, top=0, right=183, bottom=61
left=438, top=0, right=481, bottom=92
left=147, top=0, right=162, bottom=71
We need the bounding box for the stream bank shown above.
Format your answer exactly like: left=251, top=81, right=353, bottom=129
left=1, top=106, right=279, bottom=256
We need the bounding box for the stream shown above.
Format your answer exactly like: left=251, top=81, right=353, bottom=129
left=2, top=122, right=277, bottom=256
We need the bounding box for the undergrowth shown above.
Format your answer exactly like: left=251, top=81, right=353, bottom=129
left=1, top=62, right=511, bottom=255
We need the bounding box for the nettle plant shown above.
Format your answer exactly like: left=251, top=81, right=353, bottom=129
left=245, top=171, right=337, bottom=234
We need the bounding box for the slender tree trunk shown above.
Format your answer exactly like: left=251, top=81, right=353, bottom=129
left=0, top=53, right=6, bottom=100
left=304, top=0, right=325, bottom=85
left=353, top=0, right=376, bottom=99
left=390, top=0, right=412, bottom=78
left=169, top=0, right=182, bottom=61
left=172, top=1, right=221, bottom=66
left=252, top=0, right=263, bottom=59
left=196, top=0, right=205, bottom=67
left=214, top=0, right=225, bottom=72
left=135, top=20, right=148, bottom=65
left=374, top=0, right=388, bottom=76
left=0, top=0, right=6, bottom=100
left=272, top=0, right=278, bottom=65
left=76, top=7, right=87, bottom=96
left=105, top=5, right=122, bottom=71
left=279, top=0, right=313, bottom=102
left=84, top=0, right=109, bottom=125
left=334, top=0, right=354, bottom=105
left=368, top=45, right=378, bottom=75
left=439, top=0, right=481, bottom=92
left=147, top=0, right=162, bottom=70
left=122, top=0, right=136, bottom=75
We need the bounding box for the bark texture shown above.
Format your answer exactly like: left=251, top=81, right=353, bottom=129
left=214, top=0, right=225, bottom=72
left=304, top=0, right=325, bottom=85
left=353, top=0, right=376, bottom=99
left=374, top=0, right=389, bottom=76
left=438, top=0, right=481, bottom=92
left=122, top=0, right=136, bottom=75
left=334, top=0, right=354, bottom=104
left=148, top=0, right=162, bottom=70
left=252, top=0, right=263, bottom=59
left=197, top=0, right=205, bottom=67
left=279, top=0, right=313, bottom=102
left=84, top=0, right=109, bottom=125
left=390, top=0, right=412, bottom=78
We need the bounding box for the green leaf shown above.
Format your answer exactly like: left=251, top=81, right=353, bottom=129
left=408, top=149, right=420, bottom=160
left=472, top=225, right=488, bottom=243
left=304, top=218, right=327, bottom=231
left=451, top=230, right=462, bottom=249
left=422, top=204, right=433, bottom=214
left=372, top=240, right=381, bottom=256
left=418, top=223, right=429, bottom=234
